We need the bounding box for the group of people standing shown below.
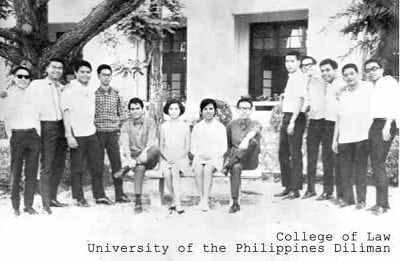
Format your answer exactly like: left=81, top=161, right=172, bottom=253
left=274, top=51, right=397, bottom=216
left=1, top=58, right=262, bottom=216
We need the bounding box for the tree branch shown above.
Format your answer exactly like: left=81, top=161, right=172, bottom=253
left=0, top=28, right=25, bottom=43
left=35, top=0, right=50, bottom=8
left=40, top=0, right=145, bottom=63
left=0, top=42, right=24, bottom=64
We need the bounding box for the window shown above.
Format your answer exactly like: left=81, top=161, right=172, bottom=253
left=163, top=28, right=187, bottom=53
left=262, top=70, right=272, bottom=96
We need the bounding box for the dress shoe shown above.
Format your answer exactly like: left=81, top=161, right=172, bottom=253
left=302, top=191, right=316, bottom=199
left=355, top=202, right=366, bottom=210
left=229, top=204, right=240, bottom=213
left=134, top=203, right=143, bottom=214
left=114, top=166, right=131, bottom=179
left=23, top=207, right=39, bottom=215
left=115, top=195, right=130, bottom=203
left=50, top=199, right=68, bottom=207
left=43, top=206, right=52, bottom=215
left=339, top=200, right=354, bottom=208
left=13, top=208, right=20, bottom=216
left=96, top=197, right=113, bottom=205
left=366, top=205, right=379, bottom=212
left=283, top=191, right=300, bottom=200
left=316, top=193, right=333, bottom=201
left=274, top=188, right=291, bottom=197
left=77, top=199, right=90, bottom=207
left=372, top=206, right=388, bottom=215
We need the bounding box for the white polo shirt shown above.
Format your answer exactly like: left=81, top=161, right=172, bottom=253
left=307, top=76, right=327, bottom=120
left=61, top=79, right=96, bottom=137
left=3, top=84, right=40, bottom=136
left=325, top=77, right=346, bottom=122
left=337, top=81, right=373, bottom=144
left=370, top=75, right=398, bottom=119
left=282, top=70, right=308, bottom=113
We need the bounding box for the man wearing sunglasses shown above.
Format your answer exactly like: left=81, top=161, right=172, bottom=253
left=3, top=66, right=41, bottom=216
left=364, top=59, right=398, bottom=215
left=29, top=57, right=68, bottom=215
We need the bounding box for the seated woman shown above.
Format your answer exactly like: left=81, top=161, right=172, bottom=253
left=191, top=98, right=227, bottom=211
left=160, top=99, right=190, bottom=214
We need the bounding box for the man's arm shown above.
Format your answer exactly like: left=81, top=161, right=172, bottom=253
left=62, top=108, right=78, bottom=149
left=287, top=97, right=304, bottom=135
left=239, top=120, right=262, bottom=149
left=332, top=115, right=340, bottom=153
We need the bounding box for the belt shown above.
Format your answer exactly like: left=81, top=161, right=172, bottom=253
left=12, top=128, right=36, bottom=133
left=41, top=120, right=63, bottom=124
left=373, top=118, right=386, bottom=121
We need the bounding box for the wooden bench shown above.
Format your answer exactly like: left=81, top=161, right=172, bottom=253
left=122, top=167, right=263, bottom=204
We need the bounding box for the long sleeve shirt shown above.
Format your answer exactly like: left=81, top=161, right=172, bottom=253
left=226, top=118, right=262, bottom=152
left=120, top=116, right=158, bottom=158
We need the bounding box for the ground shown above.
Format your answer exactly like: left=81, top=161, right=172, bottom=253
left=0, top=177, right=399, bottom=261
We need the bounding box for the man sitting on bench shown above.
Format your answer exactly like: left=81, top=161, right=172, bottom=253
left=119, top=98, right=160, bottom=213
left=223, top=97, right=262, bottom=213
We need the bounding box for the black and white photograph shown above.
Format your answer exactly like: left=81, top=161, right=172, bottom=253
left=0, top=0, right=399, bottom=260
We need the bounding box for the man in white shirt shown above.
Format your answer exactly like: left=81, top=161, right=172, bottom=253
left=29, top=57, right=68, bottom=214
left=364, top=59, right=398, bottom=215
left=62, top=60, right=112, bottom=207
left=275, top=51, right=308, bottom=199
left=318, top=58, right=346, bottom=203
left=4, top=66, right=41, bottom=216
left=332, top=63, right=372, bottom=210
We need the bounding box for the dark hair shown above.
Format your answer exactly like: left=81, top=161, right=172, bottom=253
left=48, top=57, right=65, bottom=66
left=319, top=58, right=338, bottom=70
left=97, top=64, right=112, bottom=75
left=128, top=97, right=144, bottom=109
left=236, top=97, right=253, bottom=108
left=163, top=99, right=185, bottom=116
left=286, top=51, right=301, bottom=60
left=301, top=56, right=317, bottom=65
left=364, top=59, right=382, bottom=69
left=342, top=63, right=358, bottom=74
left=74, top=60, right=92, bottom=72
left=12, top=66, right=31, bottom=76
left=200, top=98, right=217, bottom=113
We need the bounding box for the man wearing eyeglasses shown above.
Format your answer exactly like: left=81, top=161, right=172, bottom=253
left=94, top=64, right=129, bottom=203
left=223, top=97, right=262, bottom=213
left=364, top=59, right=398, bottom=215
left=274, top=51, right=308, bottom=199
left=300, top=56, right=333, bottom=200
left=3, top=66, right=41, bottom=216
left=29, top=57, right=68, bottom=214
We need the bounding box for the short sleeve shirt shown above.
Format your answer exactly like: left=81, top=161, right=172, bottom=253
left=337, top=81, right=372, bottom=144
left=282, top=70, right=308, bottom=113
left=61, top=79, right=96, bottom=137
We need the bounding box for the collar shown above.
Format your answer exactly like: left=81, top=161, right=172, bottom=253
left=238, top=118, right=251, bottom=129
left=132, top=117, right=144, bottom=125
left=98, top=86, right=113, bottom=94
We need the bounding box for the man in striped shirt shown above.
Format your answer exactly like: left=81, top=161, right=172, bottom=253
left=95, top=64, right=129, bottom=203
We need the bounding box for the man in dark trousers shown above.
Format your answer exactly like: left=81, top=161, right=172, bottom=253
left=274, top=51, right=308, bottom=199
left=364, top=59, right=398, bottom=215
left=223, top=97, right=262, bottom=213
left=95, top=64, right=129, bottom=203
left=3, top=66, right=41, bottom=216
left=30, top=57, right=68, bottom=214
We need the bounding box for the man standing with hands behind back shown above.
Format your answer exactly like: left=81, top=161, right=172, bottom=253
left=274, top=51, right=308, bottom=199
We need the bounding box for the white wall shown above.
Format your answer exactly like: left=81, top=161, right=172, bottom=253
left=184, top=0, right=363, bottom=119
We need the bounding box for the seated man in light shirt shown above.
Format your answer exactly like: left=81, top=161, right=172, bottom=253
left=332, top=63, right=372, bottom=210
left=364, top=58, right=398, bottom=215
left=3, top=66, right=41, bottom=216
left=62, top=60, right=112, bottom=207
left=119, top=97, right=161, bottom=214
